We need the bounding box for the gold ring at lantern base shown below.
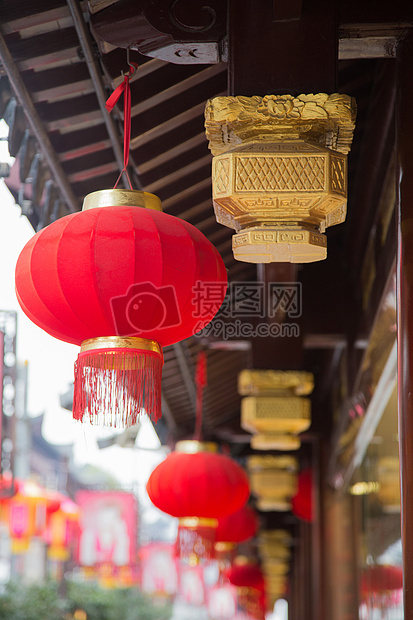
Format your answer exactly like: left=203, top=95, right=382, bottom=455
left=233, top=555, right=258, bottom=567
left=232, top=226, right=327, bottom=264
left=251, top=433, right=301, bottom=451
left=214, top=541, right=237, bottom=553
left=80, top=336, right=162, bottom=356
left=175, top=440, right=218, bottom=454
left=179, top=517, right=218, bottom=529
left=82, top=189, right=162, bottom=211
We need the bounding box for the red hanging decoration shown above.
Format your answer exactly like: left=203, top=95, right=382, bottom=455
left=291, top=468, right=313, bottom=522
left=146, top=440, right=250, bottom=563
left=105, top=60, right=138, bottom=189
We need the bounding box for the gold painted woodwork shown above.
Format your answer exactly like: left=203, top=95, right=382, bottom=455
left=247, top=455, right=298, bottom=512
left=258, top=529, right=293, bottom=547
left=239, top=369, right=313, bottom=451
left=377, top=457, right=400, bottom=511
left=241, top=396, right=311, bottom=434
left=205, top=94, right=356, bottom=263
left=238, top=369, right=314, bottom=396
left=251, top=433, right=301, bottom=451
left=263, top=560, right=290, bottom=576
left=247, top=455, right=298, bottom=471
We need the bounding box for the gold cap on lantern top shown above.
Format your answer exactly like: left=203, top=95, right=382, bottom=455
left=82, top=189, right=162, bottom=212
left=175, top=440, right=219, bottom=454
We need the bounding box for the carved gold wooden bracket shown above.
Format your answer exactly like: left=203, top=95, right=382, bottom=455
left=205, top=94, right=357, bottom=263
left=238, top=369, right=314, bottom=451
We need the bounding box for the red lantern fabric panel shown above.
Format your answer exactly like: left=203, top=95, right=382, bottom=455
left=16, top=206, right=227, bottom=347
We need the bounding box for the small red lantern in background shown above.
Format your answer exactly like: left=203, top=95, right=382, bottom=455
left=361, top=564, right=403, bottom=607
left=215, top=505, right=259, bottom=548
left=361, top=564, right=403, bottom=593
left=0, top=479, right=61, bottom=552
left=291, top=468, right=313, bottom=522
left=46, top=497, right=80, bottom=562
left=15, top=189, right=227, bottom=428
left=227, top=556, right=266, bottom=620
left=146, top=440, right=250, bottom=563
left=214, top=505, right=259, bottom=572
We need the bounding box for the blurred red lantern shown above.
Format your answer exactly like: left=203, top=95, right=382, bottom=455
left=227, top=557, right=266, bottom=620
left=215, top=505, right=259, bottom=572
left=227, top=557, right=265, bottom=590
left=361, top=565, right=403, bottom=595
left=146, top=441, right=249, bottom=562
left=0, top=480, right=61, bottom=552
left=292, top=469, right=313, bottom=522
left=46, top=498, right=80, bottom=562
left=215, top=505, right=259, bottom=547
left=15, top=189, right=227, bottom=427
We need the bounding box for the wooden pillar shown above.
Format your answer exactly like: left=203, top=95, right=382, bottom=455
left=397, top=33, right=413, bottom=620
left=228, top=0, right=337, bottom=96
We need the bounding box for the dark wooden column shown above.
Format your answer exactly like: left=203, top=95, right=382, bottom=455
left=228, top=0, right=337, bottom=96
left=397, top=33, right=413, bottom=620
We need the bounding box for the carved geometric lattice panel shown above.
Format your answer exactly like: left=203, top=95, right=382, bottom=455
left=235, top=156, right=325, bottom=192
left=214, top=157, right=230, bottom=195
left=330, top=155, right=346, bottom=195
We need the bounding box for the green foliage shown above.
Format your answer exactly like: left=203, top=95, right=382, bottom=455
left=0, top=581, right=65, bottom=620
left=0, top=580, right=172, bottom=620
left=66, top=581, right=172, bottom=620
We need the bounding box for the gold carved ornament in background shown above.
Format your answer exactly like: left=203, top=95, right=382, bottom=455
left=205, top=94, right=356, bottom=263
left=246, top=455, right=298, bottom=511
left=239, top=370, right=313, bottom=451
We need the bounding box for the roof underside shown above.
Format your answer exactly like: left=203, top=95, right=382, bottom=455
left=0, top=0, right=403, bottom=456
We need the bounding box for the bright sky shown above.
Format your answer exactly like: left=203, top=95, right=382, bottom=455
left=0, top=121, right=167, bottom=499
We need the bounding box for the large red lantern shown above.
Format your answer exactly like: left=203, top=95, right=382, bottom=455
left=146, top=440, right=250, bottom=563
left=15, top=190, right=227, bottom=427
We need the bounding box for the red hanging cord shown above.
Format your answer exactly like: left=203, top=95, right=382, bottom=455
left=105, top=60, right=138, bottom=190
left=194, top=351, right=207, bottom=441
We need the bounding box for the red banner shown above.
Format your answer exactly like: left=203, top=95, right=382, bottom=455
left=140, top=543, right=178, bottom=596
left=76, top=491, right=137, bottom=569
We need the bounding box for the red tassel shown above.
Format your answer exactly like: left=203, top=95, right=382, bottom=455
left=73, top=347, right=162, bottom=427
